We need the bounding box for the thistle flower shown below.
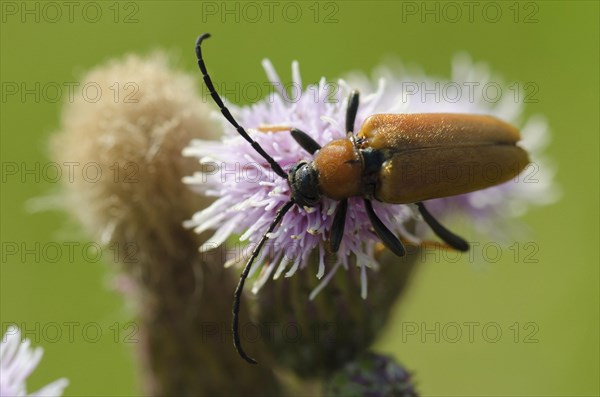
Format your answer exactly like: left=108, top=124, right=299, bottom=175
left=184, top=55, right=557, bottom=298
left=0, top=326, right=68, bottom=397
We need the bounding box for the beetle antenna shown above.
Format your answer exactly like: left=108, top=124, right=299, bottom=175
left=232, top=200, right=295, bottom=364
left=416, top=202, right=469, bottom=251
left=195, top=33, right=287, bottom=179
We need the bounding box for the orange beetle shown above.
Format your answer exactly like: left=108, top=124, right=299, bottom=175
left=195, top=33, right=529, bottom=364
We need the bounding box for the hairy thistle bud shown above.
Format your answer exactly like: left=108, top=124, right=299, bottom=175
left=324, top=351, right=418, bottom=397
left=51, top=53, right=281, bottom=396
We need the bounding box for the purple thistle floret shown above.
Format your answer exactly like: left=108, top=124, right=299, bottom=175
left=184, top=56, right=557, bottom=299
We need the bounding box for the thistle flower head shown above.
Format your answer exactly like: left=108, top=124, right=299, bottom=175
left=1, top=326, right=68, bottom=397
left=184, top=55, right=557, bottom=298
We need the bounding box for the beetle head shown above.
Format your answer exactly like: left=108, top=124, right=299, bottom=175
left=288, top=161, right=321, bottom=207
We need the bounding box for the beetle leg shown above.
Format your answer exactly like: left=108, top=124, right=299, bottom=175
left=329, top=199, right=348, bottom=252
left=416, top=202, right=469, bottom=252
left=290, top=128, right=322, bottom=155
left=364, top=199, right=406, bottom=256
left=346, top=90, right=360, bottom=136
left=374, top=239, right=456, bottom=257
left=256, top=124, right=291, bottom=133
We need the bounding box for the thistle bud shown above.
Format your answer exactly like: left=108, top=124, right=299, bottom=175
left=324, top=351, right=418, bottom=397
left=50, top=53, right=281, bottom=395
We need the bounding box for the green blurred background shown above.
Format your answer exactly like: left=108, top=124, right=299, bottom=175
left=1, top=1, right=598, bottom=396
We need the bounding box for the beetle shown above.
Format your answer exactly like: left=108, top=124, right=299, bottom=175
left=194, top=33, right=529, bottom=364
